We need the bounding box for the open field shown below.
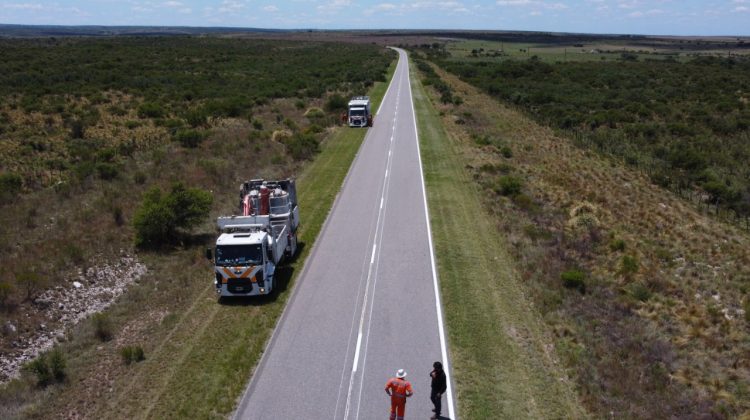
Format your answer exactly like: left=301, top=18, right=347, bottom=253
left=410, top=56, right=585, bottom=418
left=0, top=37, right=395, bottom=418
left=413, top=54, right=750, bottom=417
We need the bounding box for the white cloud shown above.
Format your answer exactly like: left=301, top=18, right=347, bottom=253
left=496, top=0, right=567, bottom=10
left=2, top=3, right=43, bottom=10
left=163, top=1, right=183, bottom=7
left=218, top=0, right=246, bottom=13
left=263, top=5, right=279, bottom=12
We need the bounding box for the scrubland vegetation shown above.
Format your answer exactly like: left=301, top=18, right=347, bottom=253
left=416, top=44, right=750, bottom=223
left=0, top=36, right=393, bottom=417
left=414, top=47, right=750, bottom=418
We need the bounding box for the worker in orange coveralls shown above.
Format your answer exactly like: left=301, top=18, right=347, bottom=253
left=384, top=369, right=413, bottom=420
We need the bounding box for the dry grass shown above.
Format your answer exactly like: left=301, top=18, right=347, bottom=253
left=421, top=62, right=750, bottom=418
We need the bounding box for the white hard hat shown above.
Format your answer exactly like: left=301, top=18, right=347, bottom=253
left=396, top=369, right=407, bottom=378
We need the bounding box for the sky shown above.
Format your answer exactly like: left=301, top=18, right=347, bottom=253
left=0, top=1, right=748, bottom=36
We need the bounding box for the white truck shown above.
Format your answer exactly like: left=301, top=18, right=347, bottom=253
left=206, top=179, right=299, bottom=297
left=347, top=96, right=373, bottom=127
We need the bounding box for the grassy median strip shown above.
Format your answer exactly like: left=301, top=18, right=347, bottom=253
left=409, top=58, right=585, bottom=418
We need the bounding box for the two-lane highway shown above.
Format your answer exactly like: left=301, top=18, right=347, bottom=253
left=234, top=48, right=455, bottom=420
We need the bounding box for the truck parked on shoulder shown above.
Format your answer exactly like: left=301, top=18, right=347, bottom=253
left=206, top=179, right=299, bottom=297
left=347, top=96, right=372, bottom=127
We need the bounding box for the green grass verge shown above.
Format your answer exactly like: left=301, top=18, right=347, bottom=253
left=409, top=56, right=586, bottom=418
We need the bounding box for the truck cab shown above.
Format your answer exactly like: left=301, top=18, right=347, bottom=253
left=213, top=230, right=276, bottom=296
left=347, top=96, right=372, bottom=127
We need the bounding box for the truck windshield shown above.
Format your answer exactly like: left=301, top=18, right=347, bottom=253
left=215, top=244, right=263, bottom=266
left=350, top=108, right=365, bottom=116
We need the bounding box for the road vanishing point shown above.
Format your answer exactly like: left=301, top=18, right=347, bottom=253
left=234, top=48, right=456, bottom=420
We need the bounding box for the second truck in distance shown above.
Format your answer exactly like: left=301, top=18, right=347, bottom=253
left=346, top=96, right=373, bottom=127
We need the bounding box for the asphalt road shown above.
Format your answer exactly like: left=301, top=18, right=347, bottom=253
left=234, top=48, right=456, bottom=420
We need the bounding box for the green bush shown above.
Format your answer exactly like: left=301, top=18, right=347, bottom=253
left=15, top=270, right=47, bottom=302
left=627, top=282, right=652, bottom=302
left=95, top=162, right=119, bottom=180
left=324, top=94, right=348, bottom=112
left=282, top=133, right=320, bottom=161
left=24, top=349, right=65, bottom=387
left=173, top=129, right=206, bottom=148
left=619, top=255, right=640, bottom=278
left=0, top=172, right=23, bottom=203
left=496, top=175, right=523, bottom=196
left=49, top=349, right=66, bottom=382
left=609, top=239, right=626, bottom=252
left=133, top=183, right=213, bottom=248
left=120, top=345, right=146, bottom=365
left=561, top=269, right=586, bottom=293
left=25, top=356, right=52, bottom=386
left=500, top=146, right=513, bottom=158
left=92, top=313, right=113, bottom=341
left=137, top=102, right=165, bottom=119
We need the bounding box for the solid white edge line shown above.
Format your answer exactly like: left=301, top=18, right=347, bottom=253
left=400, top=47, right=457, bottom=419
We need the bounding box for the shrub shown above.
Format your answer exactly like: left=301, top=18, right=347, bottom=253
left=15, top=270, right=47, bottom=302
left=500, top=146, right=513, bottom=158
left=120, top=345, right=146, bottom=365
left=627, top=282, right=652, bottom=302
left=610, top=238, right=626, bottom=252
left=91, top=313, right=113, bottom=341
left=304, top=107, right=325, bottom=119
left=324, top=94, right=348, bottom=112
left=24, top=349, right=66, bottom=387
left=173, top=129, right=205, bottom=148
left=25, top=356, right=52, bottom=386
left=133, top=183, right=213, bottom=248
left=0, top=281, right=14, bottom=309
left=282, top=133, right=320, bottom=161
left=113, top=206, right=125, bottom=226
left=252, top=119, right=263, bottom=130
left=95, top=162, right=119, bottom=180
left=137, top=102, right=165, bottom=119
left=0, top=173, right=23, bottom=203
left=561, top=269, right=586, bottom=293
left=133, top=171, right=147, bottom=185
left=49, top=349, right=66, bottom=382
left=619, top=255, right=640, bottom=278
left=69, top=119, right=85, bottom=139
left=495, top=175, right=523, bottom=196
left=185, top=108, right=208, bottom=128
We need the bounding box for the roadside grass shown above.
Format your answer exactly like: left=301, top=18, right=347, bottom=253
left=418, top=60, right=750, bottom=417
left=409, top=57, right=585, bottom=418
left=9, top=57, right=396, bottom=419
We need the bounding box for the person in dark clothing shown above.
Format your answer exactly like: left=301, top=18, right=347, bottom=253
left=430, top=361, right=447, bottom=419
